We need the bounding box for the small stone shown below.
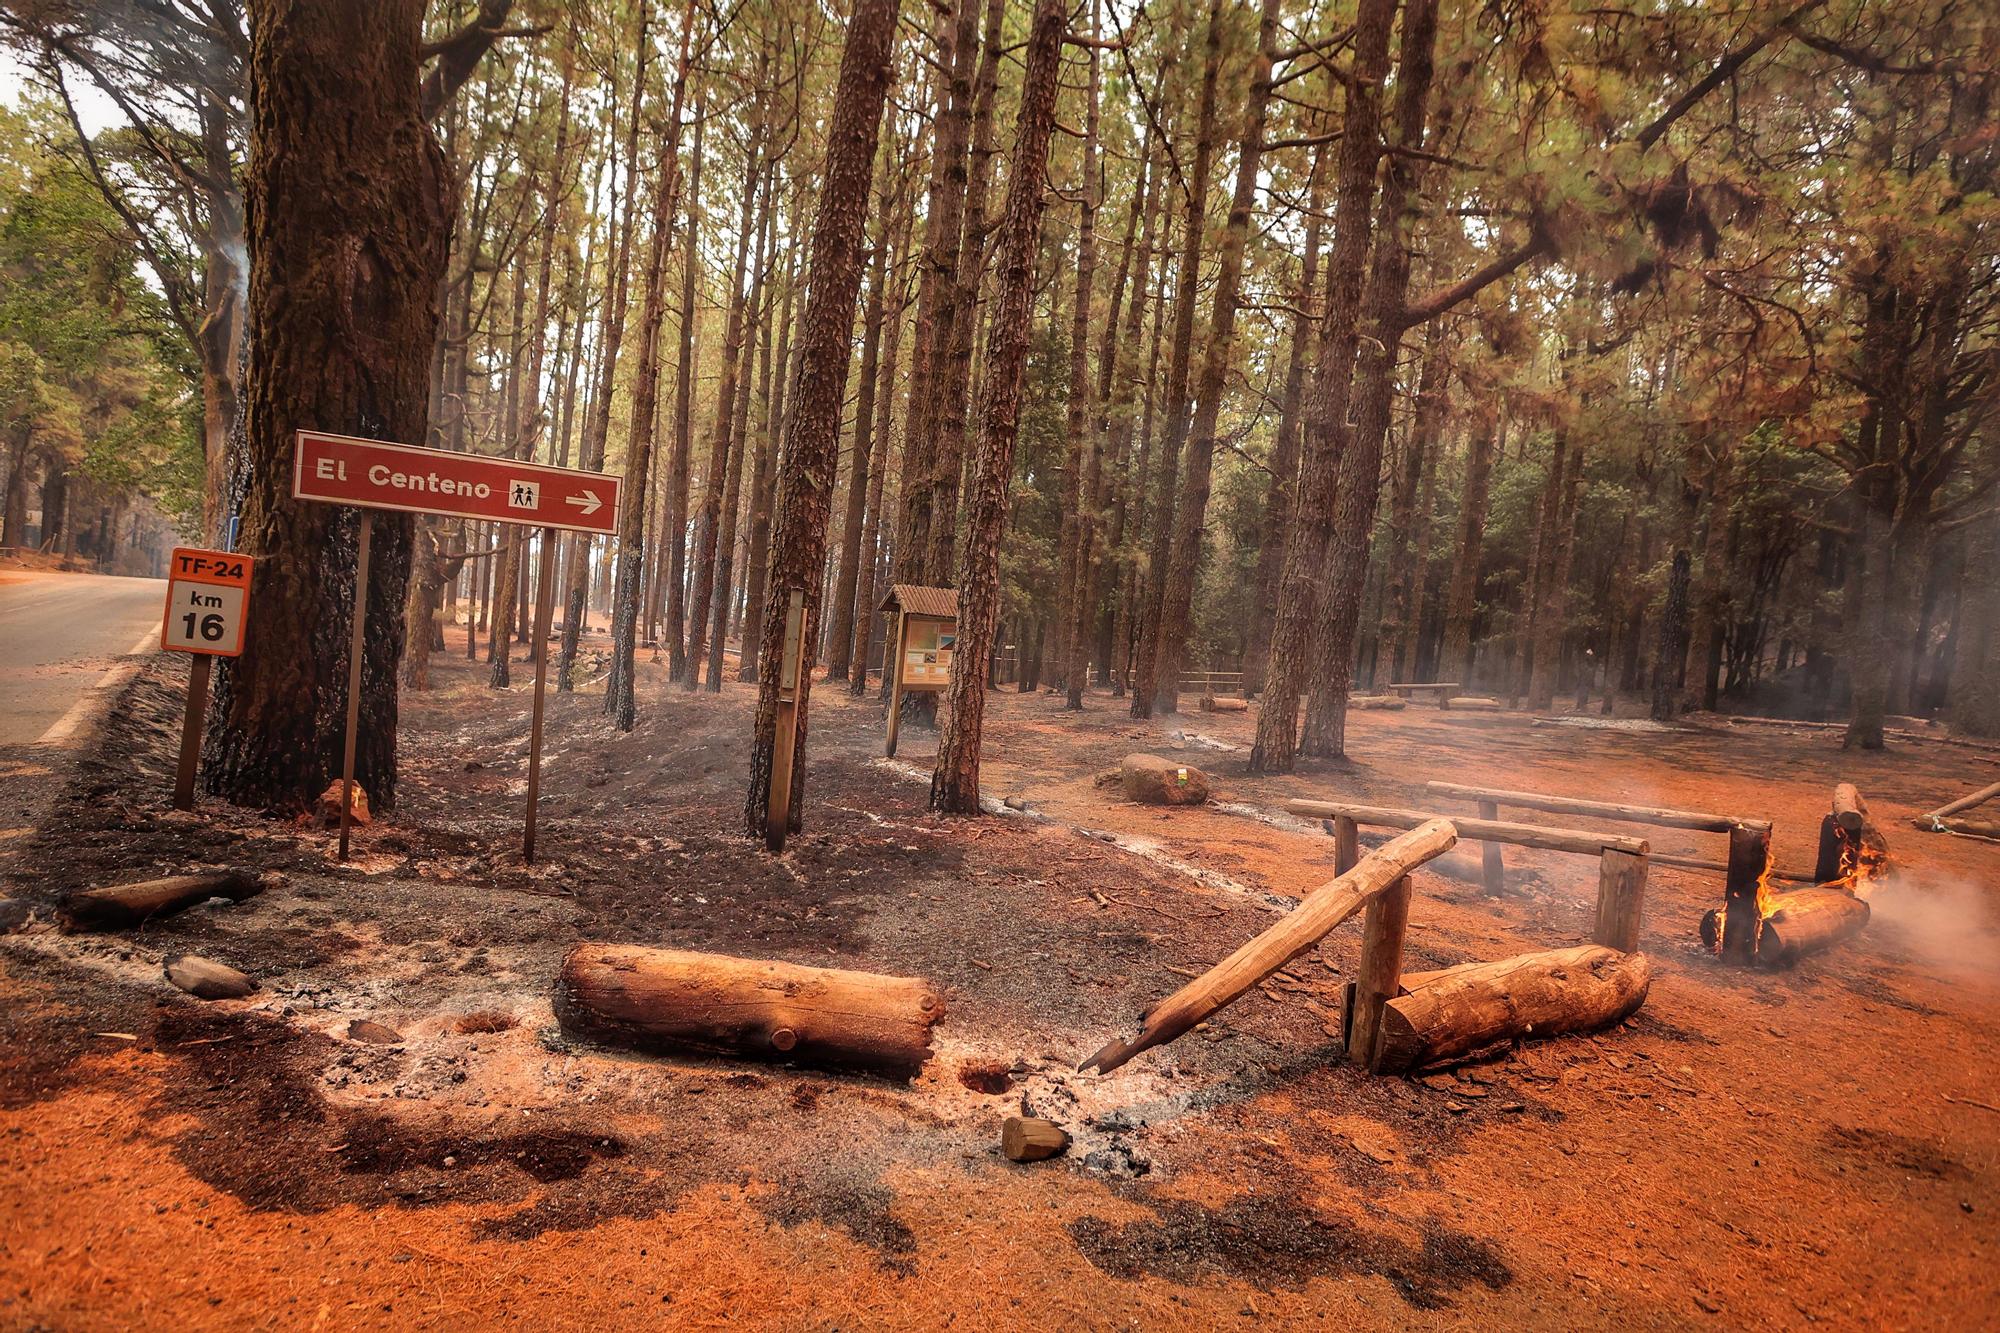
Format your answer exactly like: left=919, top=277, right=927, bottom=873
left=165, top=956, right=256, bottom=1000
left=348, top=1019, right=404, bottom=1045
left=0, top=898, right=30, bottom=934
left=317, top=780, right=371, bottom=826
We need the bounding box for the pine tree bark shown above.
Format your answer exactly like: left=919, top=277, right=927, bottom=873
left=607, top=9, right=698, bottom=729
left=662, top=101, right=706, bottom=680
left=925, top=0, right=1008, bottom=585
left=206, top=0, right=454, bottom=811
left=1244, top=153, right=1326, bottom=697
left=1384, top=328, right=1448, bottom=682
left=850, top=188, right=912, bottom=695
left=1248, top=0, right=1399, bottom=773
left=1949, top=511, right=2000, bottom=736
left=1651, top=549, right=1692, bottom=722
left=825, top=142, right=898, bottom=682
left=1129, top=0, right=1226, bottom=719
left=683, top=112, right=767, bottom=688
left=1154, top=0, right=1282, bottom=716
left=1056, top=15, right=1102, bottom=710
left=890, top=0, right=978, bottom=588
left=740, top=224, right=797, bottom=681
left=1297, top=0, right=1443, bottom=759
left=706, top=161, right=775, bottom=689
left=744, top=0, right=899, bottom=839
left=558, top=12, right=649, bottom=692
left=1526, top=431, right=1584, bottom=710
left=930, top=0, right=1066, bottom=813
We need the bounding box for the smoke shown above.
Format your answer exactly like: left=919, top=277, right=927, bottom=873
left=1862, top=872, right=2000, bottom=982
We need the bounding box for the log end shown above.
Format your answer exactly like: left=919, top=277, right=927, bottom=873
left=1001, top=1116, right=1071, bottom=1162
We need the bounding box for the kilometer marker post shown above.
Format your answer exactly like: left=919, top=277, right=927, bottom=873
left=337, top=510, right=372, bottom=861
left=159, top=547, right=255, bottom=811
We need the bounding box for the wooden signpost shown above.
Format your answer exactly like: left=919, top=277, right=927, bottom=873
left=160, top=547, right=254, bottom=811
left=764, top=588, right=807, bottom=852
left=291, top=431, right=619, bottom=861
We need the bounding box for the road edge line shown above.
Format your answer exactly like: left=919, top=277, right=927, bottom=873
left=35, top=628, right=163, bottom=749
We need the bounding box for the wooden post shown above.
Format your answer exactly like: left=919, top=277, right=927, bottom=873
left=172, top=654, right=213, bottom=811
left=1719, top=821, right=1769, bottom=964
left=1348, top=874, right=1413, bottom=1068
left=1332, top=814, right=1358, bottom=875
left=884, top=608, right=907, bottom=757
left=1477, top=798, right=1505, bottom=895
left=523, top=526, right=559, bottom=864
left=766, top=588, right=806, bottom=852
left=337, top=508, right=373, bottom=862
left=1079, top=819, right=1457, bottom=1075
left=1592, top=847, right=1648, bottom=953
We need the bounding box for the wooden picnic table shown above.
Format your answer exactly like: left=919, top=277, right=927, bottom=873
left=1385, top=681, right=1461, bottom=707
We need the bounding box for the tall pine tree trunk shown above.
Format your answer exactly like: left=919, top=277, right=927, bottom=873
left=743, top=0, right=899, bottom=838
left=931, top=0, right=1065, bottom=813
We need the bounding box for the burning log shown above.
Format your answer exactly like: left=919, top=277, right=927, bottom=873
left=555, top=945, right=943, bottom=1080
left=1717, top=823, right=1770, bottom=965
left=1078, top=819, right=1458, bottom=1075
left=1371, top=945, right=1652, bottom=1074
left=58, top=870, right=277, bottom=933
left=1755, top=888, right=1871, bottom=968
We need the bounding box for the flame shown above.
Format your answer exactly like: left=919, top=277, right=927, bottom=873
left=1828, top=825, right=1891, bottom=900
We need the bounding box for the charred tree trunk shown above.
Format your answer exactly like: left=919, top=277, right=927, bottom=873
left=930, top=0, right=1065, bottom=813
left=207, top=0, right=458, bottom=812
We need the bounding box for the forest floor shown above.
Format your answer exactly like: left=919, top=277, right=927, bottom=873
left=2, top=624, right=1997, bottom=1330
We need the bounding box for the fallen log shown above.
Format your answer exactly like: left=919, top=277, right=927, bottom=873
left=555, top=945, right=943, bottom=1080
left=1445, top=696, right=1502, bottom=711
left=1348, top=694, right=1408, bottom=711
left=1372, top=946, right=1652, bottom=1074
left=1078, top=819, right=1457, bottom=1075
left=1199, top=695, right=1248, bottom=713
left=1425, top=781, right=1768, bottom=835
left=1915, top=780, right=2000, bottom=829
left=1755, top=888, right=1871, bottom=968
left=1938, top=817, right=2000, bottom=839
left=58, top=870, right=277, bottom=933
left=1121, top=753, right=1211, bottom=806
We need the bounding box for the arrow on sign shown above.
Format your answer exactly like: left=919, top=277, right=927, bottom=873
left=565, top=490, right=604, bottom=516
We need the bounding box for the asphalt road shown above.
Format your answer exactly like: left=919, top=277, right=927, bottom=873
left=0, top=569, right=164, bottom=746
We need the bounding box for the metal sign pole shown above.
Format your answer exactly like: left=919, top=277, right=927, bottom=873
left=766, top=588, right=806, bottom=852
left=337, top=509, right=373, bottom=861
left=524, top=525, right=559, bottom=862
left=172, top=654, right=213, bottom=811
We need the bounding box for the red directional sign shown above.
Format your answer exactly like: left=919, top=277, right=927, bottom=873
left=292, top=430, right=620, bottom=535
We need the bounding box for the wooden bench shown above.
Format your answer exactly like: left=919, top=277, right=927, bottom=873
left=1385, top=681, right=1460, bottom=708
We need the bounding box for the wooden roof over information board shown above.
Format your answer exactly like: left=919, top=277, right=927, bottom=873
left=880, top=584, right=958, bottom=619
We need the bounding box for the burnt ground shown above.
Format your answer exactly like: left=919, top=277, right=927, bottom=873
left=1, top=626, right=1997, bottom=1330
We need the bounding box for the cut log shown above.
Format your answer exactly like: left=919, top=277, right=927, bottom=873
left=1120, top=753, right=1211, bottom=806
left=1445, top=696, right=1501, bottom=711
left=1756, top=888, right=1870, bottom=968
left=1078, top=819, right=1458, bottom=1075
left=1591, top=847, right=1648, bottom=954
left=1425, top=781, right=1769, bottom=835
left=555, top=944, right=943, bottom=1080
left=1832, top=782, right=1866, bottom=834
left=58, top=870, right=277, bottom=934
left=1001, top=1116, right=1071, bottom=1162
left=1919, top=780, right=2000, bottom=825
left=1285, top=800, right=1648, bottom=858
left=1348, top=694, right=1408, bottom=710
left=165, top=955, right=257, bottom=1000
left=1372, top=946, right=1652, bottom=1074
left=1199, top=695, right=1248, bottom=713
